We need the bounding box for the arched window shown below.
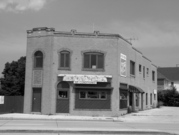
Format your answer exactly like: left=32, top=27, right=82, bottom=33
left=83, top=52, right=104, bottom=70
left=57, top=82, right=69, bottom=99
left=34, top=51, right=43, bottom=68
left=59, top=51, right=70, bottom=69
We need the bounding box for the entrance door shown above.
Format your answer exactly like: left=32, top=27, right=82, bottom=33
left=32, top=88, right=42, bottom=112
left=56, top=82, right=69, bottom=113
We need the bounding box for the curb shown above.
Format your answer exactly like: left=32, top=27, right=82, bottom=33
left=0, top=129, right=176, bottom=135
left=0, top=117, right=123, bottom=122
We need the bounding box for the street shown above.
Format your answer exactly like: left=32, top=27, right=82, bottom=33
left=0, top=119, right=178, bottom=135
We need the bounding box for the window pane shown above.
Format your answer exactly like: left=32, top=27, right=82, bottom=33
left=60, top=53, right=65, bottom=67
left=59, top=91, right=68, bottom=98
left=87, top=91, right=99, bottom=99
left=65, top=53, right=70, bottom=67
left=143, top=67, right=145, bottom=78
left=100, top=92, right=106, bottom=99
left=34, top=51, right=43, bottom=68
left=91, top=54, right=97, bottom=69
left=98, top=54, right=104, bottom=69
left=84, top=54, right=90, bottom=68
left=139, top=65, right=141, bottom=72
left=36, top=57, right=43, bottom=68
left=130, top=61, right=135, bottom=75
left=80, top=91, right=86, bottom=98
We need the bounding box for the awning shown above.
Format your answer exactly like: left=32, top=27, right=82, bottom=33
left=129, top=85, right=144, bottom=93
left=58, top=74, right=112, bottom=84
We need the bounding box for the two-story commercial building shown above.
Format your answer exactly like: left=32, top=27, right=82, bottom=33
left=24, top=27, right=157, bottom=116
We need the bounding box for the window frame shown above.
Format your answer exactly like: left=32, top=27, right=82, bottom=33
left=150, top=93, right=152, bottom=105
left=34, top=51, right=43, bottom=69
left=143, top=66, right=145, bottom=79
left=130, top=60, right=135, bottom=76
left=59, top=50, right=71, bottom=70
left=139, top=64, right=142, bottom=73
left=152, top=71, right=155, bottom=82
left=57, top=82, right=70, bottom=99
left=83, top=52, right=104, bottom=71
left=146, top=93, right=148, bottom=105
left=79, top=91, right=107, bottom=100
left=147, top=68, right=149, bottom=76
left=58, top=90, right=69, bottom=99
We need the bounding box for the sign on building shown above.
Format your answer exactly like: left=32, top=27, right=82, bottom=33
left=59, top=74, right=112, bottom=84
left=120, top=53, right=127, bottom=77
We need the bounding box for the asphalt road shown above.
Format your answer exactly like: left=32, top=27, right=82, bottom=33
left=0, top=119, right=178, bottom=135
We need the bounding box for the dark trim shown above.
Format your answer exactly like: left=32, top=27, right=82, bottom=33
left=74, top=86, right=113, bottom=90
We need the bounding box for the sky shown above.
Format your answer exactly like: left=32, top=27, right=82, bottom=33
left=0, top=0, right=179, bottom=76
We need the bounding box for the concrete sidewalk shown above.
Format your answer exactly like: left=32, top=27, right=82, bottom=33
left=0, top=107, right=178, bottom=135
left=0, top=106, right=179, bottom=123
left=0, top=113, right=122, bottom=121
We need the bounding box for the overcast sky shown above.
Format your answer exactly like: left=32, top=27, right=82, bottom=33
left=0, top=0, right=179, bottom=76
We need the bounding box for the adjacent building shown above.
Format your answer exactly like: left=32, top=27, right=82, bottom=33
left=24, top=27, right=157, bottom=116
left=158, top=67, right=179, bottom=91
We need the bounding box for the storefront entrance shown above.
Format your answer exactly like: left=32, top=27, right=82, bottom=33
left=56, top=82, right=69, bottom=113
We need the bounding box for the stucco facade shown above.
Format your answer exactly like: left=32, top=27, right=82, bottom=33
left=24, top=27, right=157, bottom=116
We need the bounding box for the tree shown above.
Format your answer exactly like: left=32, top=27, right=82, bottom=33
left=158, top=87, right=179, bottom=107
left=0, top=57, right=26, bottom=96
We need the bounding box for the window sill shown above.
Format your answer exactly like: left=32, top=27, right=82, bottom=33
left=79, top=98, right=107, bottom=101
left=83, top=68, right=105, bottom=72
left=57, top=98, right=69, bottom=100
left=130, top=74, right=135, bottom=78
left=74, top=109, right=111, bottom=111
left=58, top=68, right=71, bottom=71
left=33, top=68, right=43, bottom=70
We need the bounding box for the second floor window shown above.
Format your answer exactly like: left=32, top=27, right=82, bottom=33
left=152, top=71, right=155, bottom=81
left=139, top=64, right=142, bottom=72
left=143, top=66, right=145, bottom=78
left=83, top=52, right=104, bottom=70
left=130, top=61, right=135, bottom=76
left=59, top=51, right=70, bottom=69
left=34, top=51, right=43, bottom=68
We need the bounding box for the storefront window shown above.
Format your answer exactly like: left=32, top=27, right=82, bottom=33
left=57, top=82, right=69, bottom=99
left=59, top=91, right=68, bottom=98
left=79, top=91, right=107, bottom=100
left=87, top=91, right=99, bottom=99
left=79, top=91, right=86, bottom=98
left=100, top=92, right=107, bottom=99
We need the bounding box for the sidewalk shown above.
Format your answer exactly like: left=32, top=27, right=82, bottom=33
left=0, top=106, right=179, bottom=123
left=0, top=113, right=122, bottom=121
left=0, top=107, right=178, bottom=135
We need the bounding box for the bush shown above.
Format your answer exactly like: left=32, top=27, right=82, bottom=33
left=158, top=87, right=179, bottom=107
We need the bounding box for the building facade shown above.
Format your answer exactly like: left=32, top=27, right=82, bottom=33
left=158, top=67, right=179, bottom=91
left=24, top=27, right=157, bottom=116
